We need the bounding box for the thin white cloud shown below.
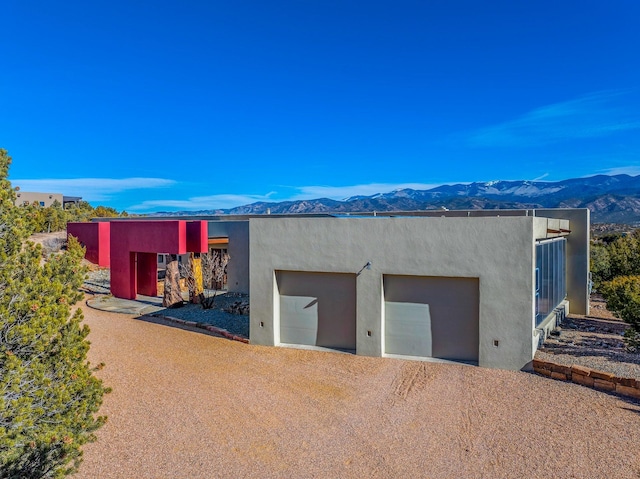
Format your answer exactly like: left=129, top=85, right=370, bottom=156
left=129, top=192, right=277, bottom=211
left=10, top=177, right=176, bottom=202
left=129, top=183, right=454, bottom=212
left=597, top=166, right=640, bottom=176
left=290, top=183, right=444, bottom=200
left=531, top=173, right=550, bottom=181
left=467, top=90, right=640, bottom=148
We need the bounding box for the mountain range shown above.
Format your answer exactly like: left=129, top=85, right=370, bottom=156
left=153, top=174, right=640, bottom=224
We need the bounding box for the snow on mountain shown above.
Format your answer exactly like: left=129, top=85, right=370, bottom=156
left=158, top=174, right=640, bottom=224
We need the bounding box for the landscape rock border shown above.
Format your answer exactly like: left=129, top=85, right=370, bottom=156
left=533, top=358, right=640, bottom=400
left=149, top=314, right=250, bottom=344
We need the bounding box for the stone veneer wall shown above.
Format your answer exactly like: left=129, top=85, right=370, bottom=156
left=533, top=359, right=640, bottom=400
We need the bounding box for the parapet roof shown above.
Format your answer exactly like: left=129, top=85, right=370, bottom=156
left=92, top=208, right=585, bottom=222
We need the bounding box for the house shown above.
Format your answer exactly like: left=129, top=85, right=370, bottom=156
left=14, top=190, right=82, bottom=207
left=249, top=209, right=589, bottom=371
left=68, top=208, right=589, bottom=371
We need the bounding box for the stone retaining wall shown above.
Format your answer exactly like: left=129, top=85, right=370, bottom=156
left=533, top=359, right=640, bottom=400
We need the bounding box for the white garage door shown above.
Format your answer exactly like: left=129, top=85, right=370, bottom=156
left=384, top=275, right=479, bottom=362
left=277, top=271, right=356, bottom=351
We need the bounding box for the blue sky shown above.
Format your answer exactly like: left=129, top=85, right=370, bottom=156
left=1, top=0, right=640, bottom=212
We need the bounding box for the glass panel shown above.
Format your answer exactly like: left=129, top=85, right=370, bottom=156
left=535, top=238, right=567, bottom=326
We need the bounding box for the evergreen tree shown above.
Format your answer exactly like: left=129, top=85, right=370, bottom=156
left=590, top=242, right=612, bottom=289
left=0, top=148, right=108, bottom=478
left=608, top=232, right=640, bottom=279
left=63, top=202, right=95, bottom=224
left=92, top=206, right=120, bottom=218
left=42, top=200, right=67, bottom=233
left=600, top=275, right=640, bottom=352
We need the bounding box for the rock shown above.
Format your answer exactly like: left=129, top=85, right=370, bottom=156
left=590, top=369, right=615, bottom=381
left=593, top=379, right=615, bottom=391
left=572, top=373, right=594, bottom=387
left=163, top=257, right=183, bottom=308
left=571, top=365, right=592, bottom=377
left=225, top=300, right=250, bottom=315
left=615, top=384, right=640, bottom=399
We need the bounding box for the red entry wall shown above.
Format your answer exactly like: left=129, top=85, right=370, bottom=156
left=67, top=222, right=111, bottom=267
left=109, top=220, right=208, bottom=300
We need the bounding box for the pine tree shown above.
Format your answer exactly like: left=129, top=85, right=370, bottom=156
left=600, top=275, right=640, bottom=353
left=0, top=148, right=108, bottom=478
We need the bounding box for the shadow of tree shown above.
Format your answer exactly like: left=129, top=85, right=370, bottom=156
left=1, top=442, right=80, bottom=479
left=620, top=405, right=640, bottom=414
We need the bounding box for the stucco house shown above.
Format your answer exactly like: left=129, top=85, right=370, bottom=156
left=69, top=208, right=589, bottom=371
left=14, top=190, right=82, bottom=207
left=249, top=209, right=589, bottom=371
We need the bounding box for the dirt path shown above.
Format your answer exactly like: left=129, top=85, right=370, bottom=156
left=76, top=302, right=640, bottom=479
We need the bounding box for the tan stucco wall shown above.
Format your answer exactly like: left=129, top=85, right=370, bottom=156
left=250, top=216, right=538, bottom=370
left=535, top=209, right=590, bottom=315
left=225, top=222, right=250, bottom=293
left=14, top=191, right=63, bottom=207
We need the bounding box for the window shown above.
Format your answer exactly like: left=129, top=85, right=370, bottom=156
left=535, top=238, right=567, bottom=326
left=39, top=201, right=45, bottom=206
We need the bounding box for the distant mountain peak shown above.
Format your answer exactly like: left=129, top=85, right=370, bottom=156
left=155, top=174, right=640, bottom=225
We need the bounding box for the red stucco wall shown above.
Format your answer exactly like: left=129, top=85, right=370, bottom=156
left=109, top=220, right=208, bottom=300
left=67, top=222, right=110, bottom=267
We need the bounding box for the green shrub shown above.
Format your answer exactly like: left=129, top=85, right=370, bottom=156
left=600, top=275, right=640, bottom=352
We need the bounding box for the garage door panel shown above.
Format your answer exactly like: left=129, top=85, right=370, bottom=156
left=280, top=295, right=318, bottom=345
left=277, top=271, right=356, bottom=351
left=385, top=302, right=432, bottom=357
left=384, top=275, right=479, bottom=362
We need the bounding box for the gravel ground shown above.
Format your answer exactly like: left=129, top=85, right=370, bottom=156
left=148, top=294, right=250, bottom=338
left=86, top=267, right=639, bottom=379
left=75, top=301, right=640, bottom=479
left=83, top=267, right=249, bottom=337
left=82, top=266, right=111, bottom=294
left=535, top=297, right=640, bottom=381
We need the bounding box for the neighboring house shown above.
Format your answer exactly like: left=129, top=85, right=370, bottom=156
left=14, top=190, right=82, bottom=207
left=70, top=208, right=589, bottom=371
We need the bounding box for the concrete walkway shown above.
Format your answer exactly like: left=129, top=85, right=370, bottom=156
left=87, top=294, right=170, bottom=316
left=85, top=290, right=250, bottom=340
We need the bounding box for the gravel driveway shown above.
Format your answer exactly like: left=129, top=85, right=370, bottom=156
left=75, top=301, right=640, bottom=479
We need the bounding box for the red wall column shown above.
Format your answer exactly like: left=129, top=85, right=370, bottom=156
left=109, top=221, right=208, bottom=300
left=67, top=222, right=111, bottom=267
left=97, top=222, right=111, bottom=266
left=187, top=221, right=209, bottom=253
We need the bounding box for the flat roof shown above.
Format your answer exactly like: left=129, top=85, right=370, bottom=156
left=90, top=208, right=588, bottom=223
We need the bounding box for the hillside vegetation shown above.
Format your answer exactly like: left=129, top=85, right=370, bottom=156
left=592, top=229, right=640, bottom=351
left=19, top=200, right=128, bottom=234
